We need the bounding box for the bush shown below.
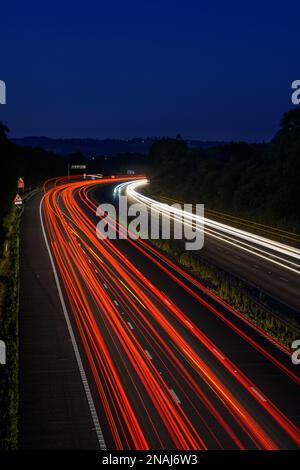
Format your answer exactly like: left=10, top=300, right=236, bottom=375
left=0, top=208, right=20, bottom=449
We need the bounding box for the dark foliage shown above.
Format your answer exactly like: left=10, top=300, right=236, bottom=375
left=148, top=110, right=300, bottom=233
left=0, top=122, right=65, bottom=240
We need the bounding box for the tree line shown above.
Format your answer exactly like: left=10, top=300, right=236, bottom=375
left=0, top=123, right=65, bottom=239
left=148, top=109, right=300, bottom=233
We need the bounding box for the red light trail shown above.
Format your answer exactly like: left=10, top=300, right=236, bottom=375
left=40, top=176, right=300, bottom=450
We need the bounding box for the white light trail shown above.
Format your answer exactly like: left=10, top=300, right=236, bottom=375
left=122, top=179, right=300, bottom=275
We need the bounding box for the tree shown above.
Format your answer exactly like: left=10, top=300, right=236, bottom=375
left=279, top=108, right=300, bottom=133
left=0, top=122, right=9, bottom=141
left=147, top=109, right=300, bottom=232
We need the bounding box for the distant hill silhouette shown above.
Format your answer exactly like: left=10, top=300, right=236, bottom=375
left=11, top=136, right=224, bottom=157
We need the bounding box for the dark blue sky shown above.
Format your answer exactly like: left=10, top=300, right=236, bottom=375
left=1, top=1, right=299, bottom=141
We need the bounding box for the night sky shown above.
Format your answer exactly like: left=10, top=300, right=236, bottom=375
left=1, top=1, right=299, bottom=141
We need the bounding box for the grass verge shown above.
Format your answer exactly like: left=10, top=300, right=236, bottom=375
left=0, top=206, right=21, bottom=449
left=150, top=238, right=300, bottom=350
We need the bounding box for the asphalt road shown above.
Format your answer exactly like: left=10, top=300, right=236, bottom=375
left=37, top=176, right=300, bottom=450
left=125, top=180, right=300, bottom=313
left=19, top=193, right=99, bottom=449
left=196, top=238, right=300, bottom=311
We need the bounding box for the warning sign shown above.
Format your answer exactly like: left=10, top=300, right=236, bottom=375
left=14, top=194, right=23, bottom=206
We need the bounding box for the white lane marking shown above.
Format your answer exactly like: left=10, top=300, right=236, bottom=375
left=127, top=321, right=134, bottom=330
left=40, top=196, right=107, bottom=450
left=213, top=348, right=225, bottom=360
left=170, top=389, right=181, bottom=404
left=145, top=349, right=153, bottom=360
left=279, top=277, right=289, bottom=283
left=113, top=300, right=119, bottom=307
left=251, top=387, right=267, bottom=402
left=103, top=283, right=108, bottom=289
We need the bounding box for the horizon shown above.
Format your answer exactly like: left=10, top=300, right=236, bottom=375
left=10, top=132, right=270, bottom=145
left=10, top=134, right=268, bottom=146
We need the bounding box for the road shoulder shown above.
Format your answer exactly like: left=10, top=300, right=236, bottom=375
left=19, top=193, right=98, bottom=449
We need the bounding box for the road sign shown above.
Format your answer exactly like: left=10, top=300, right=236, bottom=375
left=71, top=164, right=86, bottom=170
left=17, top=177, right=25, bottom=189
left=14, top=194, right=23, bottom=205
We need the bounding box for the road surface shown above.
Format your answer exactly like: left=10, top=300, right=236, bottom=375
left=19, top=193, right=99, bottom=449
left=124, top=179, right=300, bottom=313
left=38, top=175, right=300, bottom=450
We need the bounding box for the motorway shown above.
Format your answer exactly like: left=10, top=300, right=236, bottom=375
left=40, top=175, right=300, bottom=450
left=124, top=180, right=300, bottom=313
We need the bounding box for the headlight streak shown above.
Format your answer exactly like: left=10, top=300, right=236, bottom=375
left=125, top=180, right=300, bottom=274
left=158, top=194, right=300, bottom=245
left=41, top=176, right=300, bottom=450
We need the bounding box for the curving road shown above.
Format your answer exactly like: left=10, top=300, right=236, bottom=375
left=124, top=179, right=300, bottom=313
left=40, top=175, right=300, bottom=450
